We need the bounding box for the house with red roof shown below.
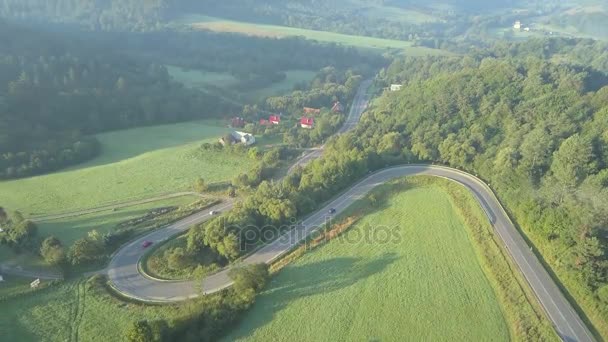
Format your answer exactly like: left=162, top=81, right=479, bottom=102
left=300, top=117, right=314, bottom=129
left=231, top=117, right=245, bottom=128
left=269, top=115, right=281, bottom=125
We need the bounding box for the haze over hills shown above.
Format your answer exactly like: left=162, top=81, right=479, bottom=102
left=0, top=1, right=607, bottom=341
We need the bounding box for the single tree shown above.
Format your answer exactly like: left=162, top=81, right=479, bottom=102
left=40, top=236, right=66, bottom=266
left=194, top=177, right=209, bottom=193
left=229, top=263, right=269, bottom=293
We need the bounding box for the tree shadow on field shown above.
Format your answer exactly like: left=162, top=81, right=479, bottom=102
left=228, top=253, right=399, bottom=339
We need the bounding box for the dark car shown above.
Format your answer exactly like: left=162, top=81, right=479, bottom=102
left=142, top=241, right=153, bottom=248
left=329, top=208, right=337, bottom=215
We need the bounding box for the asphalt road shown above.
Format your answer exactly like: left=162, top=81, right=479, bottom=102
left=287, top=80, right=371, bottom=173
left=107, top=81, right=595, bottom=342
left=108, top=80, right=373, bottom=301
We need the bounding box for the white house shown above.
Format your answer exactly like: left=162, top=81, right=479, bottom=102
left=390, top=84, right=403, bottom=92
left=513, top=21, right=522, bottom=30
left=232, top=131, right=256, bottom=146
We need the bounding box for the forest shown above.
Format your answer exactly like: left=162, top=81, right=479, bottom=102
left=2, top=2, right=607, bottom=340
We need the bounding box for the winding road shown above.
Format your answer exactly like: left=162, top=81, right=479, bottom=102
left=107, top=81, right=596, bottom=342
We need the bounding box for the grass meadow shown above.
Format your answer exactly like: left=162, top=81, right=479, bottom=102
left=225, top=178, right=556, bottom=341
left=36, top=197, right=197, bottom=246
left=0, top=196, right=202, bottom=273
left=167, top=66, right=317, bottom=100
left=166, top=65, right=239, bottom=90
left=0, top=121, right=245, bottom=216
left=0, top=121, right=249, bottom=271
left=0, top=178, right=556, bottom=341
left=181, top=15, right=449, bottom=56
left=0, top=278, right=187, bottom=342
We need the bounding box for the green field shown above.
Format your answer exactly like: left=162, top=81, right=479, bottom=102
left=0, top=196, right=205, bottom=273
left=0, top=275, right=44, bottom=300
left=248, top=70, right=318, bottom=99
left=0, top=178, right=556, bottom=341
left=0, top=121, right=247, bottom=216
left=226, top=184, right=511, bottom=341
left=180, top=15, right=448, bottom=55
left=0, top=278, right=187, bottom=342
left=226, top=178, right=556, bottom=341
left=167, top=66, right=317, bottom=100
left=166, top=65, right=239, bottom=90
left=37, top=197, right=197, bottom=246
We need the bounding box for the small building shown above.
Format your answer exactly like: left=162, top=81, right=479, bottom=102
left=220, top=131, right=256, bottom=146
left=269, top=115, right=281, bottom=125
left=233, top=131, right=256, bottom=146
left=331, top=101, right=344, bottom=113
left=0, top=274, right=4, bottom=282
left=259, top=119, right=271, bottom=126
left=524, top=27, right=530, bottom=32
left=300, top=117, right=314, bottom=129
left=30, top=278, right=41, bottom=288
left=231, top=117, right=245, bottom=128
left=303, top=107, right=321, bottom=115
left=513, top=20, right=522, bottom=30
left=390, top=84, right=403, bottom=92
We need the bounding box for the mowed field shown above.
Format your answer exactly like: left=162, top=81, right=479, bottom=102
left=181, top=15, right=449, bottom=56
left=0, top=121, right=246, bottom=216
left=225, top=185, right=511, bottom=341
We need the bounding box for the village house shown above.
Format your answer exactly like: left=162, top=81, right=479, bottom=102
left=269, top=115, right=281, bottom=125
left=390, top=84, right=403, bottom=92
left=300, top=117, right=314, bottom=129
left=513, top=20, right=522, bottom=30
left=231, top=117, right=245, bottom=128
left=220, top=131, right=256, bottom=146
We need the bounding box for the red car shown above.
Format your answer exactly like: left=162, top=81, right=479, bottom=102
left=142, top=241, right=153, bottom=248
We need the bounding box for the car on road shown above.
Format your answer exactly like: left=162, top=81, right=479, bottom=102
left=210, top=210, right=219, bottom=215
left=142, top=241, right=153, bottom=248
left=328, top=208, right=336, bottom=215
